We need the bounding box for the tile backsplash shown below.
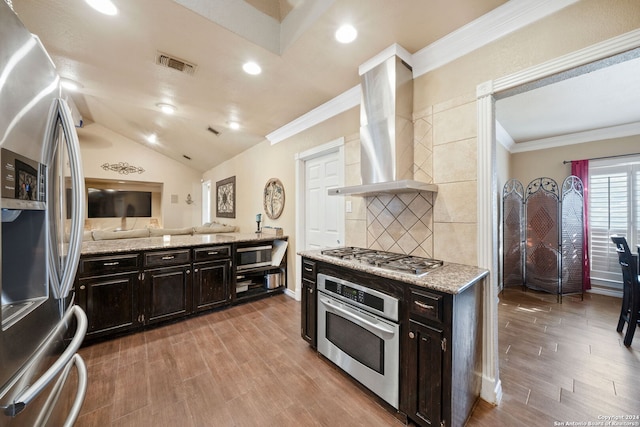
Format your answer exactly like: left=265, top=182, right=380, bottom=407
left=366, top=192, right=434, bottom=257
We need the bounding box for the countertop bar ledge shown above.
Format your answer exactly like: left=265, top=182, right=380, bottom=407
left=82, top=232, right=288, bottom=255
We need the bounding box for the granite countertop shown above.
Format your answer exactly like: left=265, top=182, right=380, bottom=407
left=298, top=250, right=488, bottom=295
left=81, top=232, right=287, bottom=255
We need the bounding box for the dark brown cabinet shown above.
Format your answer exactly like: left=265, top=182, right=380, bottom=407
left=143, top=249, right=192, bottom=325
left=76, top=238, right=286, bottom=342
left=78, top=273, right=140, bottom=337
left=193, top=245, right=231, bottom=312
left=143, top=265, right=192, bottom=324
left=75, top=254, right=141, bottom=338
left=403, top=285, right=482, bottom=427
left=300, top=258, right=317, bottom=347
left=407, top=320, right=444, bottom=427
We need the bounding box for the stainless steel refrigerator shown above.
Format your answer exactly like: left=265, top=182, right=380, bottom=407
left=0, top=1, right=88, bottom=425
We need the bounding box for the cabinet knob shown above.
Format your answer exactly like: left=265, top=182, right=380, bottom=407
left=309, top=288, right=314, bottom=294
left=80, top=285, right=85, bottom=290
left=194, top=268, right=199, bottom=273
left=409, top=331, right=415, bottom=339
left=186, top=269, right=191, bottom=274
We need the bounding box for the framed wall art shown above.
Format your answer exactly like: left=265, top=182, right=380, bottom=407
left=216, top=176, right=236, bottom=218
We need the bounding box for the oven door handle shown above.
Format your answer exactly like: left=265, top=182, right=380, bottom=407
left=319, top=296, right=396, bottom=339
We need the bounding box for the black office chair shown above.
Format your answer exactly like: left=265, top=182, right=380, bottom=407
left=611, top=236, right=640, bottom=347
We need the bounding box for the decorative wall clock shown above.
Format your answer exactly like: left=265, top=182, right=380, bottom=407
left=263, top=178, right=285, bottom=220
left=216, top=176, right=235, bottom=218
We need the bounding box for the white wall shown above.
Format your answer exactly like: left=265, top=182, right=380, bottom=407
left=77, top=123, right=202, bottom=229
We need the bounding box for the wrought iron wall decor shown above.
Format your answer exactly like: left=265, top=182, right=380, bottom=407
left=501, top=176, right=584, bottom=302
left=101, top=162, right=145, bottom=174
left=216, top=176, right=235, bottom=218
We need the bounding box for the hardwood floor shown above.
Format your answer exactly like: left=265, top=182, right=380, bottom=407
left=76, top=289, right=640, bottom=427
left=75, top=295, right=402, bottom=427
left=469, top=288, right=640, bottom=426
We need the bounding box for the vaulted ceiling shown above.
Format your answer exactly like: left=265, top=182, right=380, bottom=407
left=13, top=0, right=508, bottom=172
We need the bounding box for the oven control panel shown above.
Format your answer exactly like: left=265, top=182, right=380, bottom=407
left=329, top=281, right=384, bottom=312
left=317, top=273, right=398, bottom=321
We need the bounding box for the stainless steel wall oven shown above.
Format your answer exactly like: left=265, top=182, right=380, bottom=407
left=317, top=273, right=400, bottom=409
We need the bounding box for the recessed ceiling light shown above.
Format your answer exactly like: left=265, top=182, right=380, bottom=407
left=85, top=0, right=118, bottom=16
left=156, top=103, right=175, bottom=115
left=242, top=61, right=262, bottom=75
left=229, top=121, right=240, bottom=130
left=146, top=133, right=157, bottom=143
left=61, top=78, right=82, bottom=91
left=335, top=24, right=357, bottom=44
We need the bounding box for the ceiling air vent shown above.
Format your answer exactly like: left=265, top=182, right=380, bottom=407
left=156, top=52, right=197, bottom=76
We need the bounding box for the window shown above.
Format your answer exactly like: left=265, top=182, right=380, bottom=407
left=201, top=180, right=211, bottom=224
left=589, top=156, right=640, bottom=289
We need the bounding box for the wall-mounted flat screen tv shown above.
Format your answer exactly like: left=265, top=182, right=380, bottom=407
left=87, top=188, right=152, bottom=218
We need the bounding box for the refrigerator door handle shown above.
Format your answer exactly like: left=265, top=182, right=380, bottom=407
left=34, top=353, right=87, bottom=427
left=4, top=305, right=87, bottom=417
left=48, top=98, right=85, bottom=300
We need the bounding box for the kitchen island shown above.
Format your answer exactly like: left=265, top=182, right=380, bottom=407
left=299, top=248, right=488, bottom=427
left=75, top=233, right=288, bottom=341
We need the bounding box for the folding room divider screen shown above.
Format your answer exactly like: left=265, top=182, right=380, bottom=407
left=502, top=176, right=584, bottom=302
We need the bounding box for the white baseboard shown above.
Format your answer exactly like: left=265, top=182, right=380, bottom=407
left=481, top=377, right=503, bottom=405
left=284, top=288, right=297, bottom=300
left=587, top=287, right=622, bottom=299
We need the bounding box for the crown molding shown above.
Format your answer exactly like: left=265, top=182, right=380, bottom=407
left=412, top=0, right=579, bottom=78
left=268, top=0, right=579, bottom=144
left=509, top=122, right=640, bottom=154
left=266, top=85, right=360, bottom=144
left=495, top=120, right=514, bottom=151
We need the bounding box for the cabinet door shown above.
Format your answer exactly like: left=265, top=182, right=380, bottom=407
left=78, top=273, right=139, bottom=337
left=407, top=320, right=444, bottom=427
left=301, top=278, right=316, bottom=347
left=193, top=260, right=230, bottom=311
left=144, top=265, right=192, bottom=324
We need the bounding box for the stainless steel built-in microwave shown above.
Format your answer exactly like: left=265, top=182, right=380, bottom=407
left=236, top=244, right=273, bottom=271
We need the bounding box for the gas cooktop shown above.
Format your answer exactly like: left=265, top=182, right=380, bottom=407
left=320, top=247, right=443, bottom=276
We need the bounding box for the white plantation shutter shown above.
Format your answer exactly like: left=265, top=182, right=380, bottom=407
left=636, top=169, right=640, bottom=250
left=589, top=157, right=640, bottom=288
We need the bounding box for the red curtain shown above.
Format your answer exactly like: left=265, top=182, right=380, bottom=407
left=571, top=160, right=591, bottom=290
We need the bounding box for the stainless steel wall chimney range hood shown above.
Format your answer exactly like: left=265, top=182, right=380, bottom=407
left=329, top=45, right=437, bottom=197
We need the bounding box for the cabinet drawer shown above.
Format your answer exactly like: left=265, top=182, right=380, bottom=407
left=409, top=289, right=443, bottom=323
left=302, top=259, right=316, bottom=281
left=193, top=245, right=231, bottom=262
left=144, top=249, right=191, bottom=267
left=79, top=254, right=140, bottom=276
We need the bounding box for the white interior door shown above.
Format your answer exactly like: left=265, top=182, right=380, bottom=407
left=305, top=151, right=344, bottom=250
